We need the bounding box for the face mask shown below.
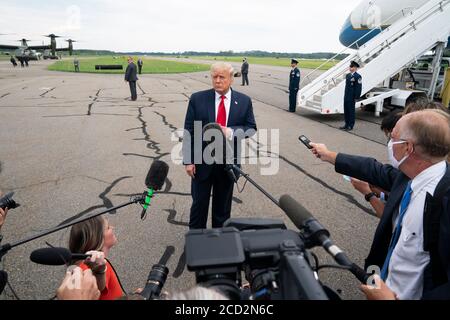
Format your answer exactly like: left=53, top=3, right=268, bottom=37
left=388, top=140, right=410, bottom=169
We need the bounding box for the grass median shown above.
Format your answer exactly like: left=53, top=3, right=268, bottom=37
left=48, top=56, right=211, bottom=74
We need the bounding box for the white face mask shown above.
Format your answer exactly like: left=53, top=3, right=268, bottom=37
left=388, top=139, right=410, bottom=169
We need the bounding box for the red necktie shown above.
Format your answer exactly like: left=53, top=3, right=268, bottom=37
left=216, top=95, right=227, bottom=127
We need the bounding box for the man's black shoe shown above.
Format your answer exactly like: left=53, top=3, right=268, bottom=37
left=347, top=127, right=354, bottom=131
left=339, top=126, right=348, bottom=130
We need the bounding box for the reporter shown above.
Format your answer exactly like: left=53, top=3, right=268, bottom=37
left=56, top=267, right=100, bottom=300
left=69, top=216, right=125, bottom=300
left=310, top=110, right=450, bottom=300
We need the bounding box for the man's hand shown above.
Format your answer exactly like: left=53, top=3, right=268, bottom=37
left=220, top=126, right=233, bottom=140
left=309, top=143, right=338, bottom=165
left=0, top=208, right=8, bottom=230
left=84, top=251, right=106, bottom=274
left=56, top=267, right=100, bottom=300
left=350, top=178, right=372, bottom=196
left=360, top=275, right=397, bottom=300
left=186, top=165, right=196, bottom=179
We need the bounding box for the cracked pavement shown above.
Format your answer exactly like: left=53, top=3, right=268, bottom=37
left=0, top=59, right=390, bottom=300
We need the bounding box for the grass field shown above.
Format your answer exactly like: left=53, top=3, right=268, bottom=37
left=48, top=56, right=211, bottom=74
left=188, top=56, right=338, bottom=70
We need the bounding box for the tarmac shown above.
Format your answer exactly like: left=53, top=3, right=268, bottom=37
left=0, top=58, right=390, bottom=300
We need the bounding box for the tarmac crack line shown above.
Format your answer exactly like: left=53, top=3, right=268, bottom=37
left=40, top=87, right=56, bottom=97
left=137, top=82, right=146, bottom=95
left=56, top=176, right=132, bottom=226
left=0, top=93, right=11, bottom=99
left=87, top=89, right=102, bottom=116
left=123, top=104, right=170, bottom=161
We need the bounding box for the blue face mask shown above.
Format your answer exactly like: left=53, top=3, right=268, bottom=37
left=388, top=140, right=410, bottom=169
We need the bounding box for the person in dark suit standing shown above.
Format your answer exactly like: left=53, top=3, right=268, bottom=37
left=241, top=58, right=249, bottom=86
left=310, top=110, right=450, bottom=300
left=137, top=58, right=144, bottom=75
left=183, top=62, right=257, bottom=229
left=340, top=61, right=362, bottom=131
left=289, top=59, right=301, bottom=112
left=125, top=57, right=138, bottom=101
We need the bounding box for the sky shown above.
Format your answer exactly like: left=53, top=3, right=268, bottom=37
left=0, top=0, right=362, bottom=53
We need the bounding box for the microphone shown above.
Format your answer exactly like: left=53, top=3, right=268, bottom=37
left=141, top=160, right=170, bottom=219
left=279, top=195, right=369, bottom=284
left=203, top=123, right=238, bottom=183
left=30, top=247, right=90, bottom=266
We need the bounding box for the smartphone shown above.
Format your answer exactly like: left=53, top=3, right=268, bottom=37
left=299, top=135, right=313, bottom=149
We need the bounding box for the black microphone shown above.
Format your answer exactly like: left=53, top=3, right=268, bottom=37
left=279, top=195, right=369, bottom=284
left=202, top=123, right=238, bottom=183
left=30, top=247, right=90, bottom=266
left=141, top=160, right=170, bottom=219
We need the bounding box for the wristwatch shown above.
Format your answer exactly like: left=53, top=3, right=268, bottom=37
left=365, top=192, right=378, bottom=202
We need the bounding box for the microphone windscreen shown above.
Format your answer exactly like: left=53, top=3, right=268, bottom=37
left=279, top=195, right=313, bottom=230
left=145, top=160, right=169, bottom=190
left=30, top=247, right=72, bottom=266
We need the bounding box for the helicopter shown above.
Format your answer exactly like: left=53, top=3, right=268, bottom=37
left=0, top=34, right=74, bottom=60
left=0, top=39, right=42, bottom=60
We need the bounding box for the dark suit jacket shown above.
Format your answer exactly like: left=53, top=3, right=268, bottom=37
left=335, top=153, right=450, bottom=299
left=183, top=88, right=257, bottom=180
left=125, top=63, right=138, bottom=82
left=241, top=62, right=249, bottom=74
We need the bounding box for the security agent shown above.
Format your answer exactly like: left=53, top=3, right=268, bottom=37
left=289, top=59, right=301, bottom=113
left=125, top=57, right=138, bottom=101
left=340, top=61, right=362, bottom=131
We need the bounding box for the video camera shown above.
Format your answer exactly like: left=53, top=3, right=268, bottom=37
left=185, top=218, right=331, bottom=300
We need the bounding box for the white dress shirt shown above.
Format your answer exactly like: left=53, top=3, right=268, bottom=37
left=215, top=89, right=232, bottom=126
left=386, top=160, right=447, bottom=300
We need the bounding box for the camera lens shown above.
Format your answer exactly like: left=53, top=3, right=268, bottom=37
left=146, top=264, right=169, bottom=298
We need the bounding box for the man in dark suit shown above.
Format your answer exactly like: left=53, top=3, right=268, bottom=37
left=289, top=59, right=301, bottom=113
left=340, top=61, right=362, bottom=131
left=310, top=110, right=450, bottom=300
left=125, top=57, right=138, bottom=101
left=183, top=62, right=257, bottom=229
left=241, top=58, right=249, bottom=86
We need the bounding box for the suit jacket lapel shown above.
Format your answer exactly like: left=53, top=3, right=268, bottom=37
left=208, top=89, right=216, bottom=123
left=228, top=89, right=238, bottom=126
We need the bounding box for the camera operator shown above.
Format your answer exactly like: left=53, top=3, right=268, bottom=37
left=310, top=110, right=450, bottom=300
left=56, top=266, right=100, bottom=300
left=69, top=216, right=125, bottom=300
